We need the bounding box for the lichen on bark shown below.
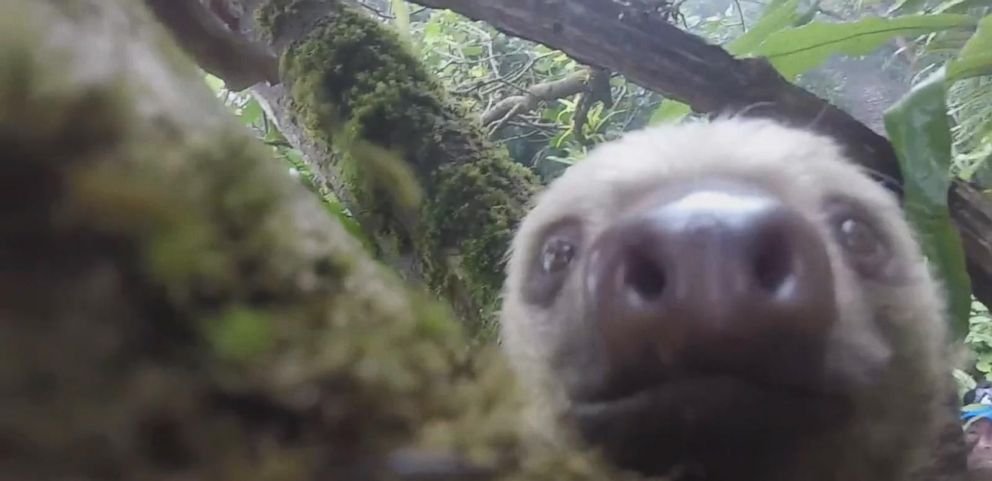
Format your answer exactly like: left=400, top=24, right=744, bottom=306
left=255, top=0, right=540, bottom=333
left=0, top=1, right=630, bottom=480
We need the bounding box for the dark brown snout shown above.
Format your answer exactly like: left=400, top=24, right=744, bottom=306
left=583, top=178, right=837, bottom=396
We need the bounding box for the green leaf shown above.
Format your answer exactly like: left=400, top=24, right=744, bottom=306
left=753, top=14, right=975, bottom=80
left=979, top=359, right=992, bottom=372
left=204, top=73, right=225, bottom=94
left=239, top=98, right=264, bottom=126
left=949, top=14, right=992, bottom=81
left=323, top=196, right=374, bottom=251
left=648, top=100, right=692, bottom=125
left=727, top=0, right=803, bottom=55
left=423, top=20, right=442, bottom=41
left=884, top=68, right=973, bottom=339
left=461, top=45, right=484, bottom=57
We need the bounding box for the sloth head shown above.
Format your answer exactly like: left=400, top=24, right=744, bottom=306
left=499, top=118, right=950, bottom=481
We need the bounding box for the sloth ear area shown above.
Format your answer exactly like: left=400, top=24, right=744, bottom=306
left=522, top=218, right=584, bottom=307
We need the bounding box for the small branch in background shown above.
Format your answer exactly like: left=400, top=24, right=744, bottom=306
left=573, top=96, right=591, bottom=145
left=488, top=103, right=525, bottom=135
left=359, top=1, right=395, bottom=20
left=481, top=67, right=594, bottom=128
left=659, top=0, right=688, bottom=28
left=732, top=0, right=747, bottom=32
left=144, top=0, right=279, bottom=91
left=573, top=68, right=613, bottom=145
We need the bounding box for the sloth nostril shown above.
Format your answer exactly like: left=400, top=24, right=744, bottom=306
left=752, top=228, right=794, bottom=294
left=624, top=250, right=666, bottom=301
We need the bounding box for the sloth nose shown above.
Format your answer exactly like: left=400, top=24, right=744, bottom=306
left=584, top=178, right=837, bottom=388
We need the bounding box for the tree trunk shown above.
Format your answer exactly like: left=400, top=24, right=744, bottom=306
left=218, top=0, right=540, bottom=336
left=0, top=1, right=627, bottom=479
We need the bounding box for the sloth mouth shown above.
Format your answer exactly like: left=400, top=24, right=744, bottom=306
left=567, top=376, right=850, bottom=479
left=570, top=374, right=846, bottom=427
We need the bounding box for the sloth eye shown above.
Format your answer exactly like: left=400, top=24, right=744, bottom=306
left=541, top=237, right=576, bottom=273
left=826, top=200, right=893, bottom=278
left=838, top=217, right=883, bottom=258
left=523, top=219, right=583, bottom=306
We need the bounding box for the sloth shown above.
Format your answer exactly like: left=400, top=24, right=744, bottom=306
left=498, top=117, right=952, bottom=481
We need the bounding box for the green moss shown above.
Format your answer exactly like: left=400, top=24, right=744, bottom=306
left=274, top=4, right=540, bottom=330
left=206, top=306, right=276, bottom=362
left=255, top=0, right=307, bottom=43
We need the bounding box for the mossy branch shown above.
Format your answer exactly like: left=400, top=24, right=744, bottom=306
left=243, top=0, right=541, bottom=334
left=0, top=1, right=630, bottom=479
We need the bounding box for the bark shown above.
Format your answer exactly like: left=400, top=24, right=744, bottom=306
left=144, top=0, right=280, bottom=90
left=481, top=67, right=592, bottom=125
left=0, top=1, right=631, bottom=479
left=407, top=0, right=992, bottom=316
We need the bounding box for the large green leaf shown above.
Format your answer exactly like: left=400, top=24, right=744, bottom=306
left=884, top=69, right=973, bottom=338
left=727, top=0, right=803, bottom=55
left=753, top=14, right=975, bottom=80
left=649, top=0, right=802, bottom=125
left=949, top=14, right=992, bottom=81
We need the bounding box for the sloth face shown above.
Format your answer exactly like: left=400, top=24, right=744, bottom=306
left=499, top=118, right=948, bottom=481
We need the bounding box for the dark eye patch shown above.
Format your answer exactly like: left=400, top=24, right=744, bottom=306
left=823, top=197, right=896, bottom=280
left=522, top=218, right=584, bottom=307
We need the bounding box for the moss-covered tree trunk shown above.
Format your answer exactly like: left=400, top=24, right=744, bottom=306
left=218, top=0, right=542, bottom=334
left=0, top=1, right=630, bottom=479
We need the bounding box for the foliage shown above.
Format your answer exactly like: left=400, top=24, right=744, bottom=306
left=948, top=14, right=992, bottom=81
left=651, top=0, right=992, bottom=191
left=967, top=301, right=992, bottom=380
left=407, top=8, right=660, bottom=173
left=883, top=68, right=972, bottom=338
left=876, top=0, right=992, bottom=187
left=726, top=0, right=806, bottom=54
left=649, top=0, right=808, bottom=125
left=751, top=14, right=976, bottom=80
left=948, top=76, right=992, bottom=183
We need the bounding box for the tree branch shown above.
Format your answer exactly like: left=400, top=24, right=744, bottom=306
left=144, top=0, right=279, bottom=90
left=481, top=67, right=592, bottom=126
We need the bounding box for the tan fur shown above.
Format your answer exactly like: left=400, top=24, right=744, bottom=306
left=499, top=117, right=952, bottom=481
